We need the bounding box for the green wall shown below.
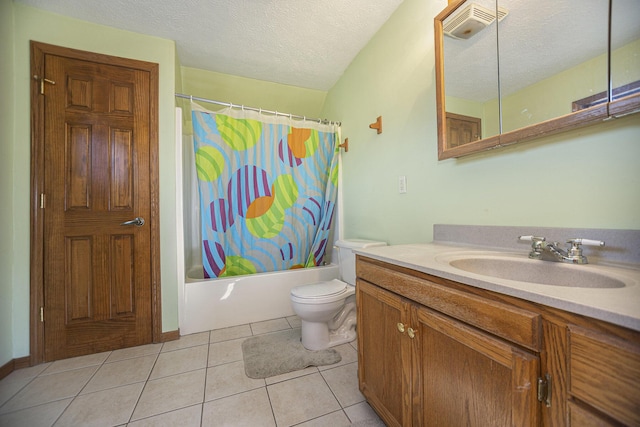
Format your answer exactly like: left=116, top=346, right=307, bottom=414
left=4, top=2, right=179, bottom=364
left=321, top=0, right=640, bottom=246
left=178, top=66, right=328, bottom=133
left=1, top=0, right=16, bottom=367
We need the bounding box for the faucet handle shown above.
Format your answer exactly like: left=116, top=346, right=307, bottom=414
left=566, top=238, right=605, bottom=264
left=519, top=236, right=546, bottom=259
left=567, top=238, right=605, bottom=247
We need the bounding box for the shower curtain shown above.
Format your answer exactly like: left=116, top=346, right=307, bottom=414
left=191, top=102, right=340, bottom=279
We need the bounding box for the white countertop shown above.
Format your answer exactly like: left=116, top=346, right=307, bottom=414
left=355, top=243, right=640, bottom=332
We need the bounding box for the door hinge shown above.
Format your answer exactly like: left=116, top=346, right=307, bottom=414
left=537, top=373, right=551, bottom=407
left=40, top=193, right=45, bottom=209
left=40, top=306, right=44, bottom=322
left=33, top=75, right=56, bottom=95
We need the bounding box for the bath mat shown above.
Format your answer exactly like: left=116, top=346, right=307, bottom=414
left=241, top=328, right=341, bottom=379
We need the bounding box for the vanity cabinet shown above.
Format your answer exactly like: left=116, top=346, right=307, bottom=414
left=356, top=255, right=640, bottom=427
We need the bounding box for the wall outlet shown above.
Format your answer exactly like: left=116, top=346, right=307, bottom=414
left=398, top=175, right=407, bottom=193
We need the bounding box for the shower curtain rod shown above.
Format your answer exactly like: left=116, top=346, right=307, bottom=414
left=175, top=93, right=341, bottom=126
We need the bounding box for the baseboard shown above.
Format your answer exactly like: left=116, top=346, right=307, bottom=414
left=0, top=356, right=31, bottom=381
left=158, top=329, right=180, bottom=343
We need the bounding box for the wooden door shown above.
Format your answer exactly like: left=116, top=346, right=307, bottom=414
left=357, top=279, right=412, bottom=427
left=31, top=42, right=160, bottom=362
left=416, top=306, right=540, bottom=426
left=446, top=112, right=481, bottom=147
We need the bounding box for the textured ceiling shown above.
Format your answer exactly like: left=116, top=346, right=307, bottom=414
left=16, top=0, right=404, bottom=91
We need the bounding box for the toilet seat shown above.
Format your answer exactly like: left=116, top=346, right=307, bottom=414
left=291, top=279, right=354, bottom=304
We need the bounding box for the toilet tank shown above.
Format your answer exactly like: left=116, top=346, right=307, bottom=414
left=335, top=239, right=387, bottom=285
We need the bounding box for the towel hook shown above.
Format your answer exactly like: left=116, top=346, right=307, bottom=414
left=369, top=116, right=382, bottom=134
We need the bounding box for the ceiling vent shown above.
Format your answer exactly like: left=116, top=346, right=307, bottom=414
left=443, top=3, right=509, bottom=40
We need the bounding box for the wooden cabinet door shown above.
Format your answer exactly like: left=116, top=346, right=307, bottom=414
left=357, top=279, right=412, bottom=427
left=416, top=306, right=540, bottom=427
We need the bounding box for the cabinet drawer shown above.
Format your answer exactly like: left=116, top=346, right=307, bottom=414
left=357, top=257, right=541, bottom=351
left=568, top=326, right=640, bottom=426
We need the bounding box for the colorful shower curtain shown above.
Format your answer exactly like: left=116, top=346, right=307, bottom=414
left=191, top=102, right=340, bottom=279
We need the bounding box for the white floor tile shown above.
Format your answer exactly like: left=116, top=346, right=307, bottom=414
left=0, top=398, right=71, bottom=427
left=296, top=410, right=352, bottom=427
left=321, top=363, right=365, bottom=407
left=106, top=343, right=162, bottom=363
left=0, top=366, right=98, bottom=414
left=162, top=332, right=209, bottom=352
left=207, top=338, right=244, bottom=367
left=209, top=324, right=252, bottom=343
left=40, top=352, right=109, bottom=376
left=81, top=354, right=156, bottom=394
left=127, top=403, right=202, bottom=427
left=131, top=369, right=206, bottom=421
left=250, top=318, right=291, bottom=335
left=149, top=345, right=208, bottom=380
left=54, top=382, right=143, bottom=427
left=205, top=361, right=265, bottom=401
left=267, top=372, right=341, bottom=426
left=202, top=387, right=275, bottom=426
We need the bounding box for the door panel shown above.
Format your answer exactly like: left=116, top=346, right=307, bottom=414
left=41, top=52, right=153, bottom=361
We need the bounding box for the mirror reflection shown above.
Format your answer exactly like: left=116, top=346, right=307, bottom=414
left=610, top=0, right=640, bottom=115
left=498, top=0, right=609, bottom=133
left=443, top=0, right=500, bottom=146
left=437, top=0, right=640, bottom=159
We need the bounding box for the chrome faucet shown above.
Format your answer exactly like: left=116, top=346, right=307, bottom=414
left=518, top=236, right=605, bottom=264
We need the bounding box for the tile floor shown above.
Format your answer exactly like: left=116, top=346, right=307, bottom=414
left=0, top=316, right=385, bottom=426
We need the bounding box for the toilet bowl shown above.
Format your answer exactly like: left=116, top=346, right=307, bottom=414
left=290, top=239, right=386, bottom=350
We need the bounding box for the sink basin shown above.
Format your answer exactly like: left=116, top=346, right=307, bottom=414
left=446, top=256, right=626, bottom=288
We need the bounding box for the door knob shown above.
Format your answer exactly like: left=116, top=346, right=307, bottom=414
left=407, top=327, right=416, bottom=339
left=120, top=217, right=145, bottom=227
left=397, top=323, right=405, bottom=333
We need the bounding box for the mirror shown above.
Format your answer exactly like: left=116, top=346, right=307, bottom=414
left=435, top=0, right=640, bottom=160
left=610, top=0, right=640, bottom=117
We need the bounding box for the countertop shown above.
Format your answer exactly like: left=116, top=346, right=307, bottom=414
left=355, top=243, right=640, bottom=332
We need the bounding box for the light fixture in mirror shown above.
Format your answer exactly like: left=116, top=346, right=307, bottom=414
left=435, top=0, right=639, bottom=160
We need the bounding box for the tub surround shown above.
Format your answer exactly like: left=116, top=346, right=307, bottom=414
left=355, top=225, right=640, bottom=332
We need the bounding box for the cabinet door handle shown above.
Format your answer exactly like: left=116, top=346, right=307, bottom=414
left=397, top=323, right=405, bottom=333
left=407, top=327, right=416, bottom=339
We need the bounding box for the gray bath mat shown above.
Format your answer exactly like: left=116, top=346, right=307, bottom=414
left=241, top=328, right=341, bottom=379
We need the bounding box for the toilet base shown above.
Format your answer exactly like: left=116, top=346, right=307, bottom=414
left=299, top=301, right=357, bottom=351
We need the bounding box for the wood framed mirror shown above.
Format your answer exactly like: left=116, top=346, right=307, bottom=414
left=435, top=0, right=640, bottom=160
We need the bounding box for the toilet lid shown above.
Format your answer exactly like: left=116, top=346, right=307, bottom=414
left=291, top=279, right=348, bottom=299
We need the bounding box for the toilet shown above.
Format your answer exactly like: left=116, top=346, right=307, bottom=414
left=290, top=239, right=387, bottom=350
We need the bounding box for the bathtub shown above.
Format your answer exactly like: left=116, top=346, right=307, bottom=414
left=179, top=263, right=339, bottom=335
left=175, top=107, right=343, bottom=335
